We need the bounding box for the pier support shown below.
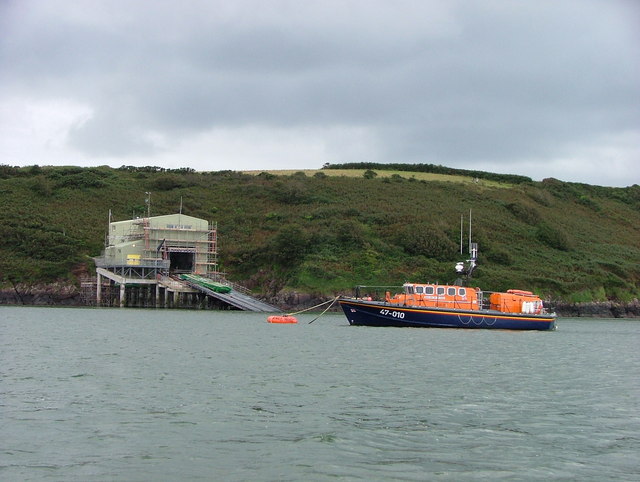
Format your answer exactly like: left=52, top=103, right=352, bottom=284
left=96, top=272, right=102, bottom=304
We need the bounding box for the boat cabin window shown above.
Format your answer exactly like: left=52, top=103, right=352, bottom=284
left=436, top=287, right=445, bottom=295
left=447, top=287, right=456, bottom=296
left=406, top=285, right=414, bottom=294
left=415, top=286, right=424, bottom=294
left=459, top=288, right=466, bottom=297
left=425, top=286, right=434, bottom=295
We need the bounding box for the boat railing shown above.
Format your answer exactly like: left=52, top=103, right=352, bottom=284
left=479, top=291, right=492, bottom=310
left=353, top=285, right=402, bottom=302
left=422, top=296, right=480, bottom=310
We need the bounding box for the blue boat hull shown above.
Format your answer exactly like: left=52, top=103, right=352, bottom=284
left=339, top=298, right=556, bottom=331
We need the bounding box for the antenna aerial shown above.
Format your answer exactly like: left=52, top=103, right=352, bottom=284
left=468, top=208, right=472, bottom=255
left=454, top=210, right=479, bottom=282
left=460, top=214, right=463, bottom=254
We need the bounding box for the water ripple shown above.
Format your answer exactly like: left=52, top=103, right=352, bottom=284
left=1, top=308, right=639, bottom=480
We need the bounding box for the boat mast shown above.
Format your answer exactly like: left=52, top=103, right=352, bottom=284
left=455, top=210, right=478, bottom=282
left=468, top=209, right=472, bottom=255
left=460, top=214, right=463, bottom=255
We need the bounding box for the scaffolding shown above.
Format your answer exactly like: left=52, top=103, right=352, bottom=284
left=97, top=213, right=219, bottom=277
left=141, top=221, right=219, bottom=276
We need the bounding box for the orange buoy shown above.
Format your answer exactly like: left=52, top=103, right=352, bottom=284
left=267, top=315, right=298, bottom=324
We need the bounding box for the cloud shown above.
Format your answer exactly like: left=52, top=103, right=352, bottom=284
left=0, top=97, right=92, bottom=163
left=1, top=0, right=638, bottom=186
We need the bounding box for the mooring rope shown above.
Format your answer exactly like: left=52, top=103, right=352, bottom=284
left=286, top=295, right=340, bottom=316
left=308, top=296, right=341, bottom=324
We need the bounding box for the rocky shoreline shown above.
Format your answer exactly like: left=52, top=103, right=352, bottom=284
left=551, top=300, right=640, bottom=318
left=0, top=283, right=85, bottom=307
left=1, top=284, right=639, bottom=318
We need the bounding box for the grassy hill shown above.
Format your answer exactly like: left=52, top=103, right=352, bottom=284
left=1, top=163, right=639, bottom=303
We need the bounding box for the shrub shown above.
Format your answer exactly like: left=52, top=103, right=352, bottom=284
left=536, top=222, right=572, bottom=251
left=267, top=225, right=311, bottom=266
left=577, top=195, right=601, bottom=211
left=0, top=164, right=20, bottom=178
left=334, top=220, right=367, bottom=248
left=151, top=175, right=187, bottom=190
left=395, top=225, right=457, bottom=261
left=270, top=182, right=313, bottom=204
left=485, top=248, right=514, bottom=266
left=30, top=176, right=54, bottom=197
left=506, top=202, right=541, bottom=225
left=257, top=172, right=276, bottom=180
left=54, top=170, right=107, bottom=189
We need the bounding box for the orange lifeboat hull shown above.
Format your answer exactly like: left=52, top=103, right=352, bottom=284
left=267, top=315, right=298, bottom=324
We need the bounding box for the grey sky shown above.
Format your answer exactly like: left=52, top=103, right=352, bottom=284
left=1, top=0, right=638, bottom=186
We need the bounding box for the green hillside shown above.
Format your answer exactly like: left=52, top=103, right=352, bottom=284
left=1, top=163, right=639, bottom=303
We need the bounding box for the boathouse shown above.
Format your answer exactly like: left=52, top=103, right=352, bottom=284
left=93, top=213, right=277, bottom=311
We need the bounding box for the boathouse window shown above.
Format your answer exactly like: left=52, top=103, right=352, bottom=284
left=415, top=286, right=424, bottom=294
left=447, top=287, right=456, bottom=296
left=459, top=288, right=466, bottom=297
left=436, top=287, right=445, bottom=295
left=425, top=286, right=434, bottom=295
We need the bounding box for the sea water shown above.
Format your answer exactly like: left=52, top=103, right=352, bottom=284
left=1, top=307, right=639, bottom=481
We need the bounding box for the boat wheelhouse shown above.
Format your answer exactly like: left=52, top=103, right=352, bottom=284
left=385, top=283, right=480, bottom=311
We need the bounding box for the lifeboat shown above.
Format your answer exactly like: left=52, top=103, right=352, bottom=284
left=267, top=315, right=298, bottom=324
